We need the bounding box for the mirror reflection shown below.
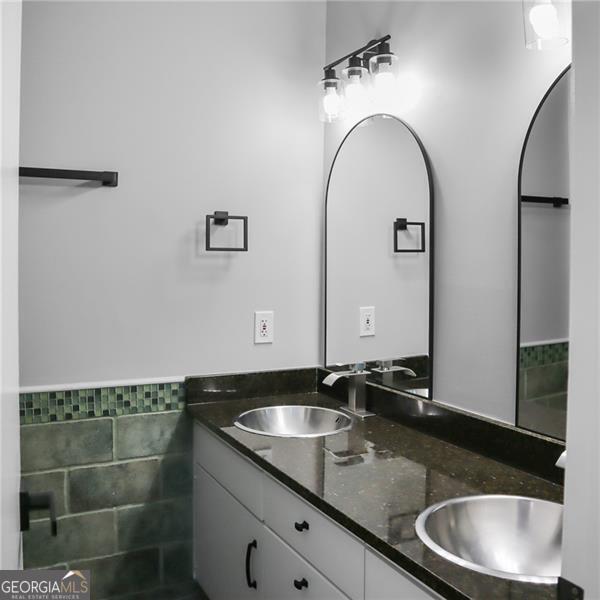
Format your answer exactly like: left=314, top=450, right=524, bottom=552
left=325, top=115, right=433, bottom=399
left=518, top=68, right=570, bottom=439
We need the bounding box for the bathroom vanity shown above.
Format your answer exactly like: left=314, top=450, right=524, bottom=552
left=188, top=380, right=563, bottom=600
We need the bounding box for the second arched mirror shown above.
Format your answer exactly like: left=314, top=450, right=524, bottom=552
left=517, top=67, right=570, bottom=439
left=324, top=114, right=434, bottom=399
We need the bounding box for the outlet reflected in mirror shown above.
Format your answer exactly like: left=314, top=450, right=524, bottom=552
left=324, top=114, right=433, bottom=399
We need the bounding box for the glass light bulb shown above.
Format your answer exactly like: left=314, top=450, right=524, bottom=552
left=529, top=1, right=559, bottom=39
left=374, top=71, right=396, bottom=92
left=345, top=75, right=368, bottom=106
left=322, top=87, right=342, bottom=119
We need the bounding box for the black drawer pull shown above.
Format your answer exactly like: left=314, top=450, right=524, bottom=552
left=245, top=539, right=257, bottom=589
left=293, top=578, right=309, bottom=590
left=294, top=520, right=309, bottom=532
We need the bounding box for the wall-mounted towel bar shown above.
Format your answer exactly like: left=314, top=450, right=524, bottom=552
left=205, top=211, right=248, bottom=252
left=521, top=195, right=568, bottom=207
left=19, top=167, right=118, bottom=187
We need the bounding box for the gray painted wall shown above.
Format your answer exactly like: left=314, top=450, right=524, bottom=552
left=324, top=1, right=570, bottom=422
left=562, top=1, right=600, bottom=595
left=20, top=1, right=574, bottom=425
left=19, top=1, right=326, bottom=386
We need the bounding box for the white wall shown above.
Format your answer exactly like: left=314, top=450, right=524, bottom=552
left=521, top=72, right=570, bottom=345
left=324, top=1, right=570, bottom=422
left=1, top=0, right=23, bottom=568
left=561, top=1, right=600, bottom=595
left=19, top=1, right=326, bottom=387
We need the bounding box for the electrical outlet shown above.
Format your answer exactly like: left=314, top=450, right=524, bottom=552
left=359, top=306, right=375, bottom=337
left=254, top=311, right=274, bottom=344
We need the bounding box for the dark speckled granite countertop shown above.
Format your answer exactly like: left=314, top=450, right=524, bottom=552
left=188, top=392, right=562, bottom=600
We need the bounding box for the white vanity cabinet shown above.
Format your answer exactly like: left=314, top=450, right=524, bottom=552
left=194, top=465, right=264, bottom=600
left=193, top=423, right=440, bottom=600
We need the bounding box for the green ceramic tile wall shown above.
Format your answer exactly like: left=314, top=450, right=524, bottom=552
left=519, top=341, right=569, bottom=370
left=20, top=382, right=200, bottom=600
left=518, top=342, right=569, bottom=439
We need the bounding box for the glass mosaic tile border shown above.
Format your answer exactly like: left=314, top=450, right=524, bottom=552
left=520, top=341, right=569, bottom=369
left=20, top=382, right=185, bottom=425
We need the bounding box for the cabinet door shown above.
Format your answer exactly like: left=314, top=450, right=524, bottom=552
left=261, top=527, right=349, bottom=600
left=365, top=549, right=440, bottom=600
left=194, top=464, right=263, bottom=600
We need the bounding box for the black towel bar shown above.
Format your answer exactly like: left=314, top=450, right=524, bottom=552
left=19, top=167, right=118, bottom=187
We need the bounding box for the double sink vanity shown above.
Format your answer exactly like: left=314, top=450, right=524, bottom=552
left=187, top=369, right=564, bottom=600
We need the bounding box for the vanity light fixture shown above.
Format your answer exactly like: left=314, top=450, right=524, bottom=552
left=523, top=0, right=569, bottom=49
left=319, top=34, right=393, bottom=123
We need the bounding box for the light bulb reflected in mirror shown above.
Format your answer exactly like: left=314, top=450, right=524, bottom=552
left=529, top=0, right=559, bottom=39
left=524, top=0, right=568, bottom=49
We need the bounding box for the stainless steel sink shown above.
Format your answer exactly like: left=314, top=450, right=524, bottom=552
left=233, top=405, right=353, bottom=438
left=415, top=495, right=562, bottom=583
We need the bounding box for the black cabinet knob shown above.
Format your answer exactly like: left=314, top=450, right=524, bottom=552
left=294, top=520, right=309, bottom=532
left=293, top=578, right=308, bottom=590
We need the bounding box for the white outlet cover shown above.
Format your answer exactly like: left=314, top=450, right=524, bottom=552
left=254, top=311, right=274, bottom=344
left=359, top=306, right=375, bottom=337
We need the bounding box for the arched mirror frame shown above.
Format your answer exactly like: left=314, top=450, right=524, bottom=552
left=516, top=64, right=571, bottom=434
left=323, top=113, right=435, bottom=400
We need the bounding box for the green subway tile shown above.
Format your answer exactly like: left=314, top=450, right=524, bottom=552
left=116, top=412, right=191, bottom=460
left=23, top=511, right=116, bottom=568
left=117, top=497, right=192, bottom=551
left=21, top=419, right=113, bottom=472
left=69, top=459, right=160, bottom=512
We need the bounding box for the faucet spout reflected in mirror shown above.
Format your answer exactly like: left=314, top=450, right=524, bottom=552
left=322, top=363, right=375, bottom=419
left=371, top=359, right=417, bottom=377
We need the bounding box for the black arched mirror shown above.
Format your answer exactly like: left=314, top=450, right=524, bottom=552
left=324, top=114, right=434, bottom=399
left=517, top=66, right=570, bottom=439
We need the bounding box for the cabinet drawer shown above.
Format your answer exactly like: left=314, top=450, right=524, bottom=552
left=262, top=527, right=349, bottom=600
left=263, top=474, right=364, bottom=600
left=194, top=423, right=263, bottom=519
left=365, top=549, right=440, bottom=600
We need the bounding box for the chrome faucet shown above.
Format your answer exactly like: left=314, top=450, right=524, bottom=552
left=322, top=363, right=374, bottom=418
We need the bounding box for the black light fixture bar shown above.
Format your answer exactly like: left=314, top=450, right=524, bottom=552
left=323, top=34, right=391, bottom=71
left=521, top=195, right=568, bottom=207
left=19, top=167, right=118, bottom=187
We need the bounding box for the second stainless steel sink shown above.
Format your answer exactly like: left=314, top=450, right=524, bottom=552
left=233, top=405, right=352, bottom=438
left=415, top=495, right=562, bottom=583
